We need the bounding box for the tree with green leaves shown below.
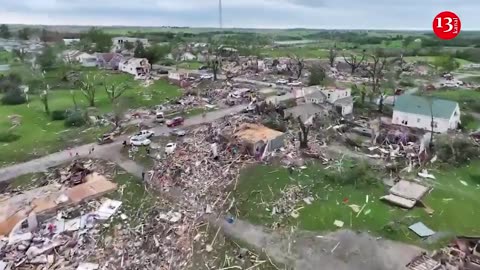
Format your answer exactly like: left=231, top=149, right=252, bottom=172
left=143, top=45, right=170, bottom=64
left=83, top=28, right=112, bottom=52
left=352, top=84, right=370, bottom=105
left=37, top=45, right=57, bottom=71
left=124, top=41, right=134, bottom=51
left=433, top=55, right=460, bottom=73
left=0, top=24, right=10, bottom=39
left=17, top=28, right=30, bottom=40
left=134, top=40, right=146, bottom=58
left=80, top=75, right=98, bottom=107
left=308, top=65, right=326, bottom=86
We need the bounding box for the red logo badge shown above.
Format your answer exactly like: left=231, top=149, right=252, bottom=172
left=433, top=11, right=461, bottom=40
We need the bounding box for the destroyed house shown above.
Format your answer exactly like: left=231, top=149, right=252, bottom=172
left=234, top=124, right=285, bottom=156
left=392, top=95, right=460, bottom=133
left=96, top=53, right=124, bottom=70
left=119, top=58, right=151, bottom=76
left=284, top=103, right=328, bottom=124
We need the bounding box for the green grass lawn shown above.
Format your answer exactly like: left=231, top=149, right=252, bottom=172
left=0, top=51, right=13, bottom=64
left=178, top=61, right=204, bottom=70
left=403, top=56, right=473, bottom=66
left=235, top=161, right=480, bottom=247
left=0, top=69, right=182, bottom=165
left=260, top=46, right=329, bottom=58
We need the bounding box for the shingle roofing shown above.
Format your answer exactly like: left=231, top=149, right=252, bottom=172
left=394, top=95, right=458, bottom=119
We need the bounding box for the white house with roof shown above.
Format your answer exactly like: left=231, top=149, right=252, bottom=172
left=119, top=58, right=151, bottom=76
left=299, top=85, right=353, bottom=116
left=392, top=95, right=460, bottom=133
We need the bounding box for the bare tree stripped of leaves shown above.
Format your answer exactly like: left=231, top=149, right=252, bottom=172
left=297, top=116, right=310, bottom=149
left=287, top=54, right=305, bottom=79
left=40, top=87, right=50, bottom=115
left=343, top=51, right=366, bottom=75
left=104, top=83, right=128, bottom=127
left=80, top=75, right=98, bottom=107
left=328, top=44, right=337, bottom=67
left=209, top=55, right=221, bottom=81
left=366, top=50, right=388, bottom=112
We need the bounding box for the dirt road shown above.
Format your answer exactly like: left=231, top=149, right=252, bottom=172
left=0, top=105, right=245, bottom=183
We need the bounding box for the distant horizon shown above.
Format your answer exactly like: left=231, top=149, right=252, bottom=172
left=1, top=0, right=478, bottom=31
left=4, top=23, right=480, bottom=32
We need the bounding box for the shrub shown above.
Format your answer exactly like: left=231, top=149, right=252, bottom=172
left=51, top=110, right=67, bottom=121
left=460, top=113, right=476, bottom=130
left=0, top=132, right=21, bottom=143
left=399, top=80, right=415, bottom=87
left=64, top=110, right=86, bottom=127
left=436, top=135, right=480, bottom=165
left=1, top=88, right=27, bottom=105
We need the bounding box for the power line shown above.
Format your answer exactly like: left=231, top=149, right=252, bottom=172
left=219, top=0, right=223, bottom=29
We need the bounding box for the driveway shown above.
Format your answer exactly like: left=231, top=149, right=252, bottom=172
left=0, top=105, right=245, bottom=183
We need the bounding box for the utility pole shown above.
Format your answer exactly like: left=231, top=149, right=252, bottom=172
left=219, top=0, right=223, bottom=29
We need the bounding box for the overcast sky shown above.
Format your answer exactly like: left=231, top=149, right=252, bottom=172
left=0, top=0, right=478, bottom=30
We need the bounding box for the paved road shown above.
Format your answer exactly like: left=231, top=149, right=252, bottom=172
left=0, top=105, right=245, bottom=183
left=214, top=217, right=423, bottom=270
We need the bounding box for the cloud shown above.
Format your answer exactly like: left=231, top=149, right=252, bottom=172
left=0, top=0, right=478, bottom=29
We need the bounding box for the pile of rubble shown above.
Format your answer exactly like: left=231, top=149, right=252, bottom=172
left=269, top=185, right=314, bottom=224
left=407, top=237, right=480, bottom=270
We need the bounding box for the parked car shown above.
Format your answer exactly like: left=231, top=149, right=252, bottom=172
left=276, top=89, right=287, bottom=96
left=129, top=136, right=151, bottom=146
left=135, top=130, right=155, bottom=139
left=166, top=117, right=184, bottom=127
left=154, top=112, right=165, bottom=123
left=97, top=133, right=115, bottom=145
left=171, top=128, right=187, bottom=136
left=276, top=79, right=288, bottom=85
left=200, top=74, right=213, bottom=80
left=287, top=81, right=302, bottom=86
left=165, top=143, right=177, bottom=154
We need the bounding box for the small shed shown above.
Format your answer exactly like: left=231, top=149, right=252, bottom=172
left=234, top=124, right=285, bottom=156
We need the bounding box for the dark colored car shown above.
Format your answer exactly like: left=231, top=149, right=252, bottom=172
left=166, top=116, right=185, bottom=127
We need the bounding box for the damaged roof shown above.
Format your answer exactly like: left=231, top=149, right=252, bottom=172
left=394, top=95, right=458, bottom=119
left=235, top=124, right=284, bottom=143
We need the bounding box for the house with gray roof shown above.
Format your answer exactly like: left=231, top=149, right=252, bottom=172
left=392, top=95, right=460, bottom=133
